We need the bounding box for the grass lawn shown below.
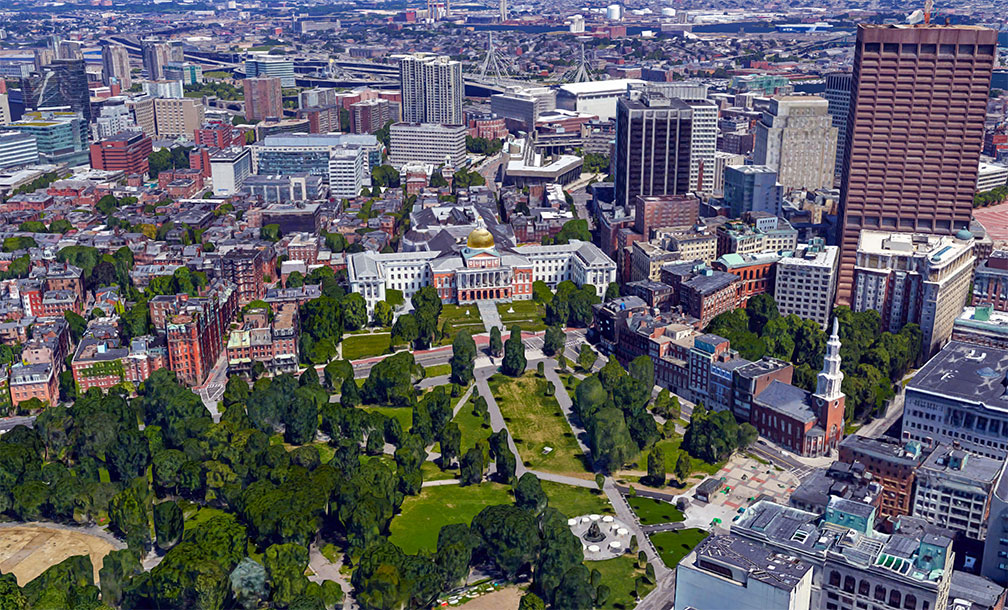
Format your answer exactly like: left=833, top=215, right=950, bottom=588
left=488, top=373, right=591, bottom=478
left=182, top=506, right=229, bottom=533
left=389, top=482, right=513, bottom=554
left=626, top=496, right=684, bottom=526
left=558, top=372, right=580, bottom=396
left=542, top=481, right=613, bottom=517
left=363, top=405, right=412, bottom=433
left=424, top=363, right=451, bottom=378
left=452, top=398, right=493, bottom=457
left=649, top=528, right=708, bottom=568
left=593, top=555, right=655, bottom=610
left=420, top=460, right=458, bottom=482
left=342, top=333, right=391, bottom=361
left=634, top=436, right=724, bottom=480
left=497, top=300, right=546, bottom=331
left=438, top=305, right=484, bottom=342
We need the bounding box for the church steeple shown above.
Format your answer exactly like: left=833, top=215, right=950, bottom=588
left=815, top=317, right=844, bottom=400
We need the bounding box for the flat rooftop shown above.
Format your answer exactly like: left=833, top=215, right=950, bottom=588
left=690, top=534, right=813, bottom=591
left=907, top=341, right=1008, bottom=413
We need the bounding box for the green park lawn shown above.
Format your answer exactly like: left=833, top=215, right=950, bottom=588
left=388, top=482, right=513, bottom=554
left=488, top=373, right=591, bottom=478
left=649, top=528, right=708, bottom=568
left=558, top=372, right=580, bottom=396
left=342, top=332, right=391, bottom=360
left=438, top=305, right=484, bottom=343
left=593, top=555, right=655, bottom=610
left=497, top=300, right=546, bottom=331
left=632, top=435, right=724, bottom=484
left=181, top=506, right=229, bottom=533
left=420, top=460, right=458, bottom=482
left=452, top=397, right=493, bottom=457
left=626, top=496, right=684, bottom=526
left=423, top=363, right=451, bottom=378
left=362, top=405, right=412, bottom=433
left=541, top=481, right=613, bottom=517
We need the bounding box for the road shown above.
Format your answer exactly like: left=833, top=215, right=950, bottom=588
left=0, top=415, right=36, bottom=433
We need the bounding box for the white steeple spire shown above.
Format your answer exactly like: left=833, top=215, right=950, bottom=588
left=815, top=317, right=844, bottom=400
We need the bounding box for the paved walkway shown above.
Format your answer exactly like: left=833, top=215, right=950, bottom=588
left=476, top=300, right=503, bottom=334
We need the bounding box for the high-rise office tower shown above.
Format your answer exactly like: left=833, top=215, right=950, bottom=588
left=614, top=91, right=693, bottom=209
left=397, top=54, right=463, bottom=125
left=21, top=59, right=92, bottom=123
left=245, top=55, right=296, bottom=87
left=102, top=44, right=132, bottom=90
left=753, top=96, right=837, bottom=192
left=836, top=24, right=997, bottom=305
left=823, top=72, right=852, bottom=181
left=723, top=165, right=783, bottom=218
left=33, top=48, right=54, bottom=73
left=243, top=77, right=283, bottom=122
left=142, top=40, right=172, bottom=80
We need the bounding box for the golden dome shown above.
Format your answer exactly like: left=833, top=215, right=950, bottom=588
left=467, top=227, right=495, bottom=249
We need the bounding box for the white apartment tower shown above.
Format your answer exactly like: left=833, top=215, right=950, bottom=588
left=397, top=54, right=464, bottom=126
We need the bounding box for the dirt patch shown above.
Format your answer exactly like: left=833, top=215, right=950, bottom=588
left=0, top=524, right=121, bottom=586
left=459, top=586, right=523, bottom=610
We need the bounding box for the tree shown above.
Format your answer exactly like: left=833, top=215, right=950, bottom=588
left=519, top=592, right=546, bottom=610
left=746, top=293, right=779, bottom=332
left=230, top=558, right=269, bottom=610
left=674, top=451, right=691, bottom=484
left=449, top=330, right=477, bottom=385
left=553, top=219, right=591, bottom=244
left=340, top=376, right=361, bottom=408
left=286, top=271, right=304, bottom=288
left=514, top=472, right=548, bottom=515
left=489, top=326, right=503, bottom=357
left=435, top=524, right=474, bottom=588
left=99, top=549, right=141, bottom=608
left=264, top=543, right=310, bottom=608
left=391, top=313, right=419, bottom=346
left=373, top=300, right=393, bottom=327
left=342, top=293, right=367, bottom=331
left=64, top=310, right=87, bottom=342
left=502, top=325, right=527, bottom=376
left=604, top=282, right=620, bottom=301
left=543, top=326, right=565, bottom=356
left=589, top=408, right=636, bottom=473
left=459, top=446, right=484, bottom=486
left=438, top=422, right=461, bottom=468
left=577, top=344, right=597, bottom=372
left=260, top=223, right=281, bottom=242
left=557, top=353, right=568, bottom=371
left=470, top=504, right=540, bottom=578
left=154, top=500, right=184, bottom=550
left=646, top=446, right=665, bottom=487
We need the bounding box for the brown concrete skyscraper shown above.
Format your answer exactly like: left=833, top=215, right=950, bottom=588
left=835, top=24, right=996, bottom=305
left=243, top=77, right=283, bottom=122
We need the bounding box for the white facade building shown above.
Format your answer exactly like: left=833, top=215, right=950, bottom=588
left=0, top=132, right=39, bottom=170
left=245, top=54, right=296, bottom=87
left=854, top=230, right=975, bottom=358
left=675, top=535, right=814, bottom=610
left=142, top=80, right=184, bottom=99
left=688, top=100, right=718, bottom=194
left=774, top=240, right=839, bottom=329
left=556, top=79, right=645, bottom=122
left=348, top=227, right=615, bottom=316
left=328, top=145, right=367, bottom=200
left=977, top=161, right=1008, bottom=193
left=210, top=147, right=252, bottom=196
left=389, top=123, right=466, bottom=168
